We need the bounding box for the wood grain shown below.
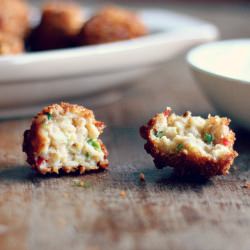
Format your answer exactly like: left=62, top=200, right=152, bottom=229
left=0, top=3, right=249, bottom=250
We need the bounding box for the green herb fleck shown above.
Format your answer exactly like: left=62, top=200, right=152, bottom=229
left=72, top=179, right=91, bottom=188
left=204, top=133, right=214, bottom=144
left=176, top=143, right=184, bottom=152
left=87, top=139, right=101, bottom=151
left=45, top=112, right=52, bottom=120
left=154, top=130, right=165, bottom=138
left=85, top=152, right=90, bottom=159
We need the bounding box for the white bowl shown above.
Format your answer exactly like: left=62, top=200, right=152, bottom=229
left=0, top=6, right=218, bottom=117
left=187, top=39, right=250, bottom=129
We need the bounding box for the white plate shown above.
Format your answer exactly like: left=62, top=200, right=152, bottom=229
left=187, top=39, right=250, bottom=130
left=0, top=7, right=218, bottom=116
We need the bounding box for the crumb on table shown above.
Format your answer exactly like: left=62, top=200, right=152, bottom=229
left=242, top=182, right=250, bottom=189
left=120, top=190, right=127, bottom=198
left=72, top=179, right=91, bottom=188
left=139, top=172, right=145, bottom=181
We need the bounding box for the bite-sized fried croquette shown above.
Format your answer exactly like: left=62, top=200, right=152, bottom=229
left=78, top=6, right=147, bottom=45
left=0, top=0, right=29, bottom=38
left=29, top=2, right=83, bottom=51
left=23, top=103, right=109, bottom=175
left=0, top=33, right=24, bottom=54
left=140, top=107, right=238, bottom=178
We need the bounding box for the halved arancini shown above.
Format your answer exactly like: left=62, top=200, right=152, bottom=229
left=140, top=107, right=238, bottom=177
left=23, top=102, right=109, bottom=175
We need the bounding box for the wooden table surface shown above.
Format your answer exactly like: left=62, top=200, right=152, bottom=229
left=1, top=4, right=250, bottom=250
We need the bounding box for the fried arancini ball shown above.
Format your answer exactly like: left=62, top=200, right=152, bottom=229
left=0, top=33, right=24, bottom=55
left=140, top=107, right=238, bottom=178
left=0, top=0, right=29, bottom=38
left=78, top=6, right=147, bottom=45
left=29, top=2, right=83, bottom=51
left=23, top=103, right=109, bottom=175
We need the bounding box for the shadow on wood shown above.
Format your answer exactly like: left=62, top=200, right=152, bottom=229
left=0, top=165, right=109, bottom=184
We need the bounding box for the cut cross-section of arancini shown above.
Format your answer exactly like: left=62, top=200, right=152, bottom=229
left=23, top=103, right=109, bottom=175
left=140, top=107, right=238, bottom=178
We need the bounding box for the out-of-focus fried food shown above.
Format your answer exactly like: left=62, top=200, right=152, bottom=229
left=29, top=2, right=83, bottom=51
left=78, top=6, right=147, bottom=45
left=23, top=102, right=109, bottom=175
left=140, top=107, right=238, bottom=178
left=0, top=33, right=23, bottom=55
left=0, top=0, right=29, bottom=38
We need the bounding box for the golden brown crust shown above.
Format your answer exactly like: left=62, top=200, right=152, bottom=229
left=0, top=33, right=24, bottom=55
left=28, top=2, right=83, bottom=51
left=37, top=102, right=96, bottom=122
left=78, top=6, right=147, bottom=45
left=23, top=102, right=109, bottom=175
left=140, top=108, right=238, bottom=178
left=0, top=0, right=29, bottom=38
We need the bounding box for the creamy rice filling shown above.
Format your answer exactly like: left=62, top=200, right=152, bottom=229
left=151, top=112, right=231, bottom=160
left=35, top=112, right=104, bottom=171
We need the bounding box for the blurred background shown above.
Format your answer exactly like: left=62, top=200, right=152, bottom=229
left=0, top=0, right=249, bottom=126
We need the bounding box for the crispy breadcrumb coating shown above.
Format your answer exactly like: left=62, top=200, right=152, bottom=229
left=140, top=107, right=238, bottom=177
left=29, top=2, right=83, bottom=51
left=78, top=6, right=147, bottom=45
left=23, top=102, right=109, bottom=175
left=0, top=0, right=29, bottom=38
left=0, top=33, right=23, bottom=54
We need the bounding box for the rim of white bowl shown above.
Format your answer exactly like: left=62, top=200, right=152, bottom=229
left=186, top=39, right=250, bottom=85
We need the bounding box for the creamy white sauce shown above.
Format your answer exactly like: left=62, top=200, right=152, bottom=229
left=189, top=40, right=250, bottom=82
